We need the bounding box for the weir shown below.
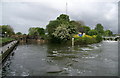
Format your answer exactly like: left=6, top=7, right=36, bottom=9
left=103, top=36, right=120, bottom=41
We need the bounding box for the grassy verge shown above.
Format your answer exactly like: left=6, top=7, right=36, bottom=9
left=0, top=37, right=15, bottom=46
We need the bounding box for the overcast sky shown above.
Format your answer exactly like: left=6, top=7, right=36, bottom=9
left=1, top=0, right=119, bottom=34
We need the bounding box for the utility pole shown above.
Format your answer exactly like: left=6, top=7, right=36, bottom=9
left=66, top=2, right=68, bottom=15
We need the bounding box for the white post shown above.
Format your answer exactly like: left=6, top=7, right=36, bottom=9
left=72, top=38, right=74, bottom=46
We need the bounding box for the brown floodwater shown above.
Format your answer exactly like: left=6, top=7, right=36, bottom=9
left=2, top=41, right=118, bottom=76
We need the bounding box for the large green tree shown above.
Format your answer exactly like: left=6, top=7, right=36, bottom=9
left=104, top=30, right=113, bottom=36
left=37, top=28, right=45, bottom=36
left=28, top=27, right=45, bottom=36
left=88, top=29, right=98, bottom=36
left=57, top=14, right=70, bottom=22
left=70, top=21, right=90, bottom=34
left=52, top=24, right=71, bottom=41
left=80, top=26, right=90, bottom=34
left=96, top=34, right=102, bottom=42
left=95, top=24, right=104, bottom=35
left=46, top=14, right=76, bottom=42
left=46, top=20, right=61, bottom=37
left=70, top=21, right=82, bottom=33
left=16, top=32, right=22, bottom=35
left=0, top=25, right=15, bottom=36
left=29, top=27, right=38, bottom=36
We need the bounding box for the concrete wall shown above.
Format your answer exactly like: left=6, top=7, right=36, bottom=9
left=1, top=41, right=19, bottom=64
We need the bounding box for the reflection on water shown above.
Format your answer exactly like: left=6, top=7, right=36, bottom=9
left=2, top=41, right=118, bottom=76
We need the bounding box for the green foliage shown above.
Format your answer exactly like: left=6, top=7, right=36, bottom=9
left=0, top=37, right=15, bottom=45
left=16, top=32, right=22, bottom=35
left=0, top=25, right=15, bottom=36
left=46, top=14, right=113, bottom=44
left=52, top=24, right=71, bottom=41
left=57, top=14, right=70, bottom=22
left=29, top=27, right=38, bottom=35
left=73, top=34, right=102, bottom=45
left=37, top=28, right=45, bottom=36
left=94, top=23, right=114, bottom=36
left=88, top=29, right=98, bottom=36
left=74, top=35, right=97, bottom=45
left=23, top=34, right=27, bottom=35
left=96, top=35, right=102, bottom=42
left=80, top=26, right=91, bottom=34
left=104, top=30, right=113, bottom=36
left=70, top=21, right=81, bottom=33
left=28, top=27, right=45, bottom=36
left=46, top=14, right=76, bottom=42
left=95, top=24, right=104, bottom=35
left=66, top=23, right=76, bottom=34
left=83, top=36, right=96, bottom=44
left=70, top=21, right=87, bottom=33
left=46, top=20, right=61, bottom=37
left=46, top=14, right=71, bottom=38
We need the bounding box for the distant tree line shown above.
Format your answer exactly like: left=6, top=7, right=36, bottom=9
left=28, top=27, right=45, bottom=36
left=0, top=14, right=113, bottom=43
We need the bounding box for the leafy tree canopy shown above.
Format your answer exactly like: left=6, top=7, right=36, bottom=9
left=0, top=25, right=15, bottom=36
left=46, top=14, right=77, bottom=42
left=70, top=21, right=81, bottom=33
left=95, top=24, right=104, bottom=35
left=57, top=14, right=70, bottom=22
left=96, top=34, right=102, bottom=42
left=16, top=32, right=22, bottom=35
left=80, top=26, right=91, bottom=34
left=88, top=29, right=98, bottom=36
left=104, top=30, right=113, bottom=36
left=28, top=27, right=45, bottom=36
left=46, top=20, right=61, bottom=36
left=52, top=24, right=71, bottom=40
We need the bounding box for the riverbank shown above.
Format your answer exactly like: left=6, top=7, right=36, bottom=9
left=0, top=40, right=19, bottom=65
left=0, top=37, right=15, bottom=46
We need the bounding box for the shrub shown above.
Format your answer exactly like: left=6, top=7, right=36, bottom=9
left=88, top=29, right=98, bottom=36
left=96, top=35, right=102, bottom=42
left=73, top=34, right=97, bottom=45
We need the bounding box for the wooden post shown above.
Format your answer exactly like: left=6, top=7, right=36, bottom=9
left=72, top=38, right=74, bottom=46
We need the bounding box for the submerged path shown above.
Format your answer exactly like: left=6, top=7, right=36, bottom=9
left=0, top=41, right=18, bottom=54
left=0, top=40, right=18, bottom=63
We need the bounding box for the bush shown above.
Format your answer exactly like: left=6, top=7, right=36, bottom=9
left=73, top=35, right=97, bottom=45
left=96, top=35, right=102, bottom=42
left=88, top=29, right=98, bottom=36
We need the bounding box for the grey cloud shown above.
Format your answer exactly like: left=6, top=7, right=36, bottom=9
left=68, top=2, right=118, bottom=33
left=2, top=2, right=60, bottom=33
left=1, top=1, right=118, bottom=34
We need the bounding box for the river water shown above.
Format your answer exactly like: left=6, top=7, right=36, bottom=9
left=2, top=41, right=118, bottom=76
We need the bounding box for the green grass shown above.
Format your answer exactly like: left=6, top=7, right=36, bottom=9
left=0, top=37, right=15, bottom=45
